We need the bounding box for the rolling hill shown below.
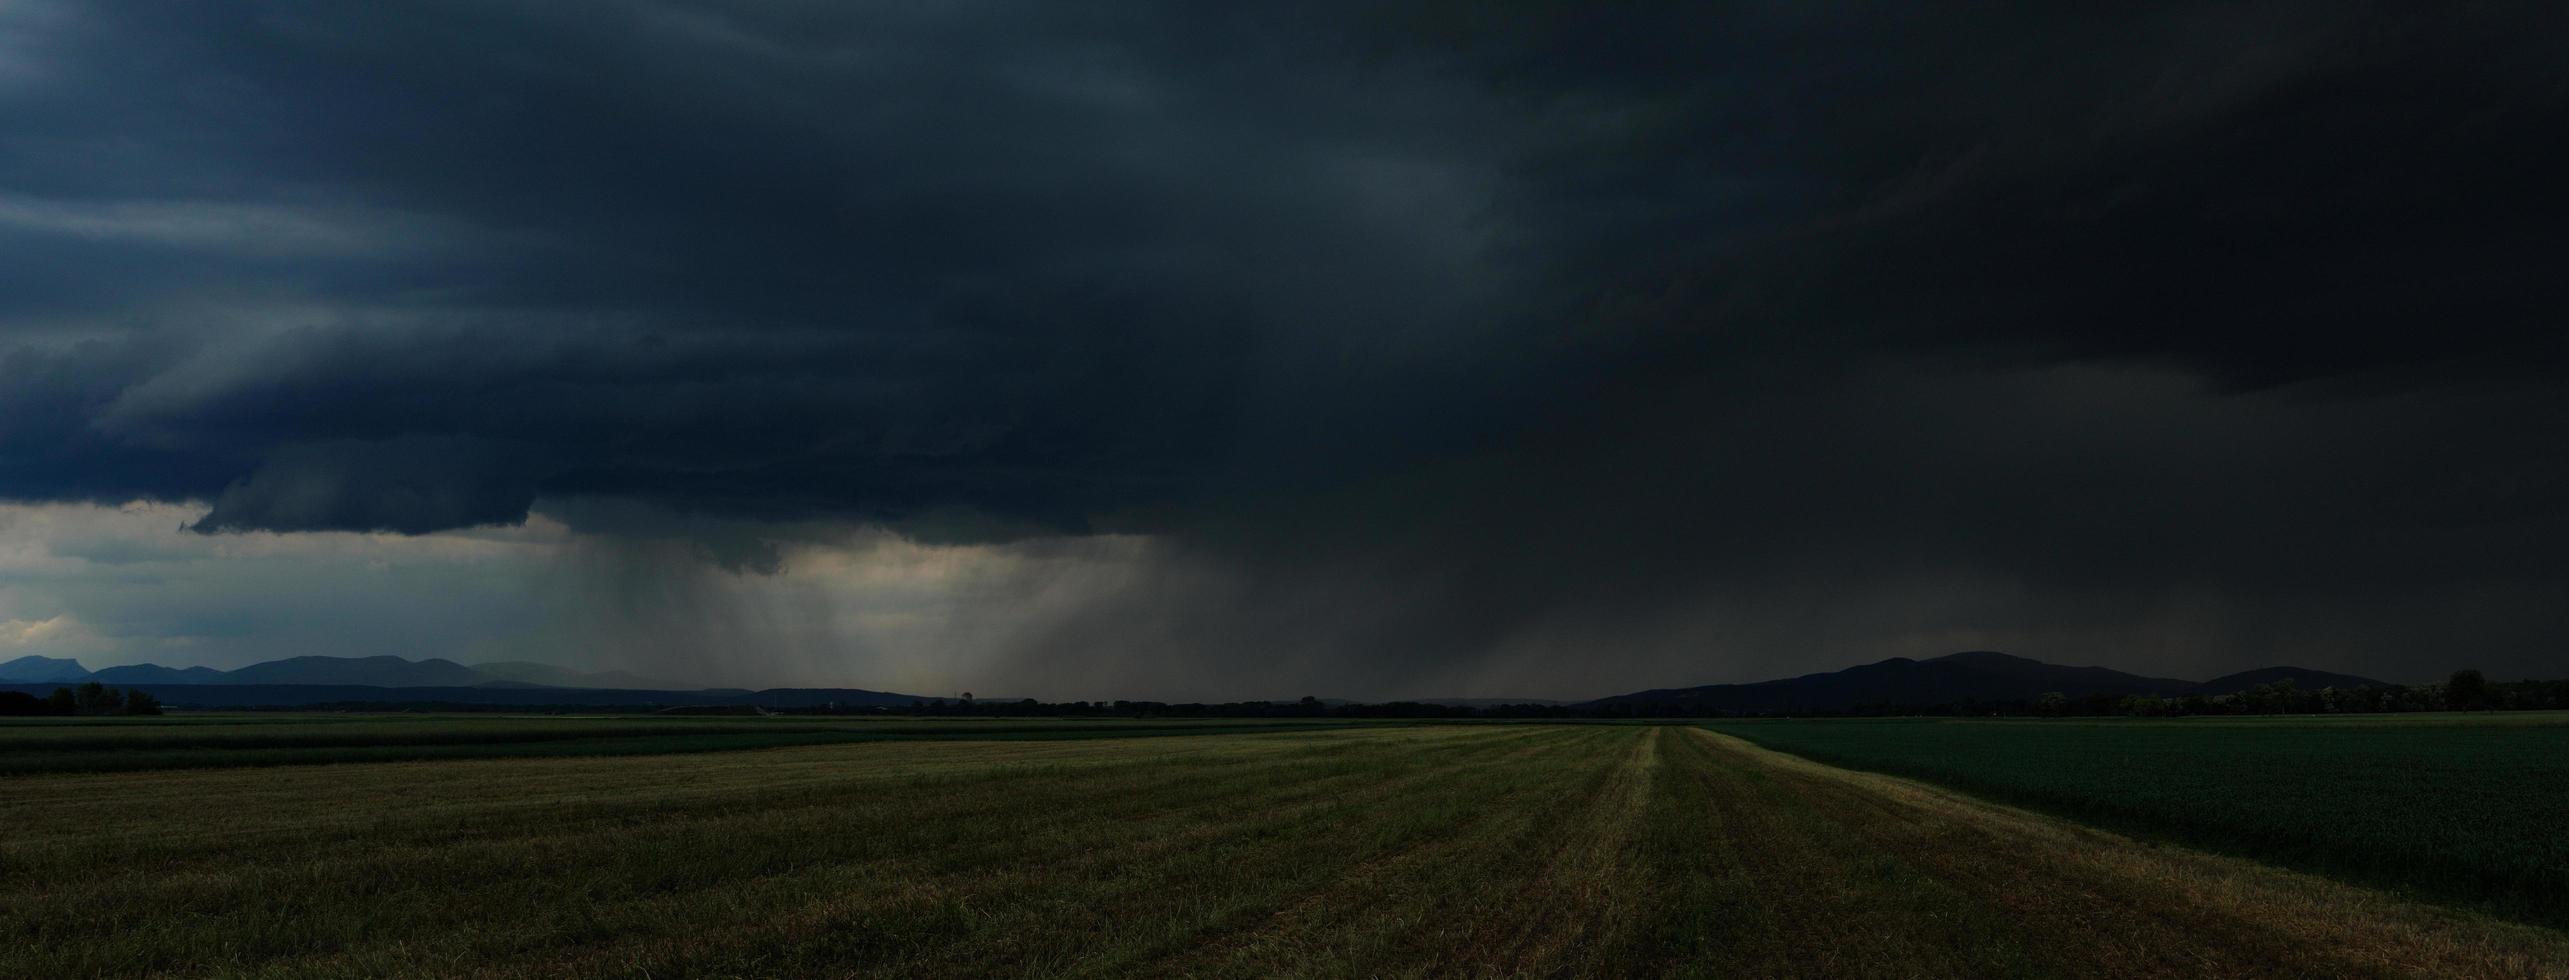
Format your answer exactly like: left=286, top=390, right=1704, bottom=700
left=0, top=654, right=929, bottom=709
left=9, top=655, right=685, bottom=690
left=218, top=656, right=494, bottom=687
left=2187, top=666, right=2388, bottom=696
left=0, top=683, right=932, bottom=710
left=1589, top=651, right=2198, bottom=713
left=91, top=664, right=229, bottom=685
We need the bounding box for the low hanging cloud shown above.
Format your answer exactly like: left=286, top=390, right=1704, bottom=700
left=0, top=499, right=1168, bottom=695
left=189, top=436, right=538, bottom=535
left=0, top=613, right=104, bottom=653
left=0, top=0, right=2563, bottom=694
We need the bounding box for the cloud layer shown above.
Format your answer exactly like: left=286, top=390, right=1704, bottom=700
left=1, top=1, right=2563, bottom=693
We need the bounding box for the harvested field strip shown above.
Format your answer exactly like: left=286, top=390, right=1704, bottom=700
left=0, top=715, right=1408, bottom=775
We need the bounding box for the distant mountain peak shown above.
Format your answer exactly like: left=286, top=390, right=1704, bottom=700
left=1926, top=650, right=2039, bottom=666
left=0, top=654, right=91, bottom=683
left=0, top=653, right=707, bottom=693
left=90, top=663, right=228, bottom=685
left=217, top=655, right=498, bottom=688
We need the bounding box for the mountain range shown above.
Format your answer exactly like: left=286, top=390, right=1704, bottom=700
left=3, top=650, right=2393, bottom=712
left=1585, top=651, right=2388, bottom=713
left=0, top=655, right=91, bottom=684
left=0, top=654, right=691, bottom=691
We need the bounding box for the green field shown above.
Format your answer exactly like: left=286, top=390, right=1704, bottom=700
left=1703, top=712, right=2569, bottom=928
left=6, top=717, right=2568, bottom=978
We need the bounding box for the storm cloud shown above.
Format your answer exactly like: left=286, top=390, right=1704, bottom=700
left=1, top=0, right=2563, bottom=695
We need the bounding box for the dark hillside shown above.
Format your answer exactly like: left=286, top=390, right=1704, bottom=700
left=1590, top=651, right=2193, bottom=713
left=2189, top=666, right=2388, bottom=695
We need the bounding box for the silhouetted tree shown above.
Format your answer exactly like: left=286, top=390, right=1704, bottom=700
left=2117, top=695, right=2168, bottom=717
left=72, top=681, right=122, bottom=715
left=45, top=686, right=78, bottom=714
left=123, top=690, right=163, bottom=715
left=2446, top=669, right=2490, bottom=711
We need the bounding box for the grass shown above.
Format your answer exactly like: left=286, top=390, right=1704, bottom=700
left=0, top=714, right=1398, bottom=774
left=6, top=720, right=2567, bottom=977
left=1702, top=712, right=2569, bottom=929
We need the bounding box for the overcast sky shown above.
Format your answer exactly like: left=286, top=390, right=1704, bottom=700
left=1, top=1, right=2563, bottom=698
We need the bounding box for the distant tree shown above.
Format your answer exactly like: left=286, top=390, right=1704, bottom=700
left=73, top=681, right=122, bottom=715
left=2240, top=680, right=2293, bottom=714
left=2389, top=685, right=2428, bottom=712
left=2034, top=691, right=2068, bottom=717
left=2446, top=669, right=2490, bottom=711
left=123, top=690, right=164, bottom=716
left=45, top=687, right=76, bottom=715
left=0, top=690, right=48, bottom=716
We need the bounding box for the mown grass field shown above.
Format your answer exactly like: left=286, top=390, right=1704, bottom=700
left=1703, top=712, right=2569, bottom=929
left=7, top=718, right=2568, bottom=978
left=0, top=714, right=1393, bottom=775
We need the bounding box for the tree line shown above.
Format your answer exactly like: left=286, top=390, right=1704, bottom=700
left=818, top=671, right=2564, bottom=719
left=2065, top=669, right=2558, bottom=718
left=0, top=682, right=164, bottom=716
left=784, top=695, right=1533, bottom=719
left=8, top=670, right=2561, bottom=720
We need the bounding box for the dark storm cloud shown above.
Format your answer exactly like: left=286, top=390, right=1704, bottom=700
left=0, top=0, right=1540, bottom=532
left=1442, top=0, right=2569, bottom=384
left=1, top=0, right=2563, bottom=689
left=190, top=435, right=536, bottom=535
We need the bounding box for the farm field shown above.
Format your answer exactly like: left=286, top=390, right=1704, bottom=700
left=0, top=714, right=1394, bottom=775
left=1703, top=712, right=2569, bottom=928
left=8, top=720, right=2569, bottom=978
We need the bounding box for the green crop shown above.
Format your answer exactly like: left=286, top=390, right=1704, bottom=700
left=1705, top=712, right=2569, bottom=929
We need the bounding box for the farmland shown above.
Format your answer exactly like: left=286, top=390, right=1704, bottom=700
left=1704, top=712, right=2569, bottom=928
left=0, top=714, right=1384, bottom=775
left=6, top=718, right=2568, bottom=978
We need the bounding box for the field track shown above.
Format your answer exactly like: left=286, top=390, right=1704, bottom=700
left=6, top=723, right=2565, bottom=978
